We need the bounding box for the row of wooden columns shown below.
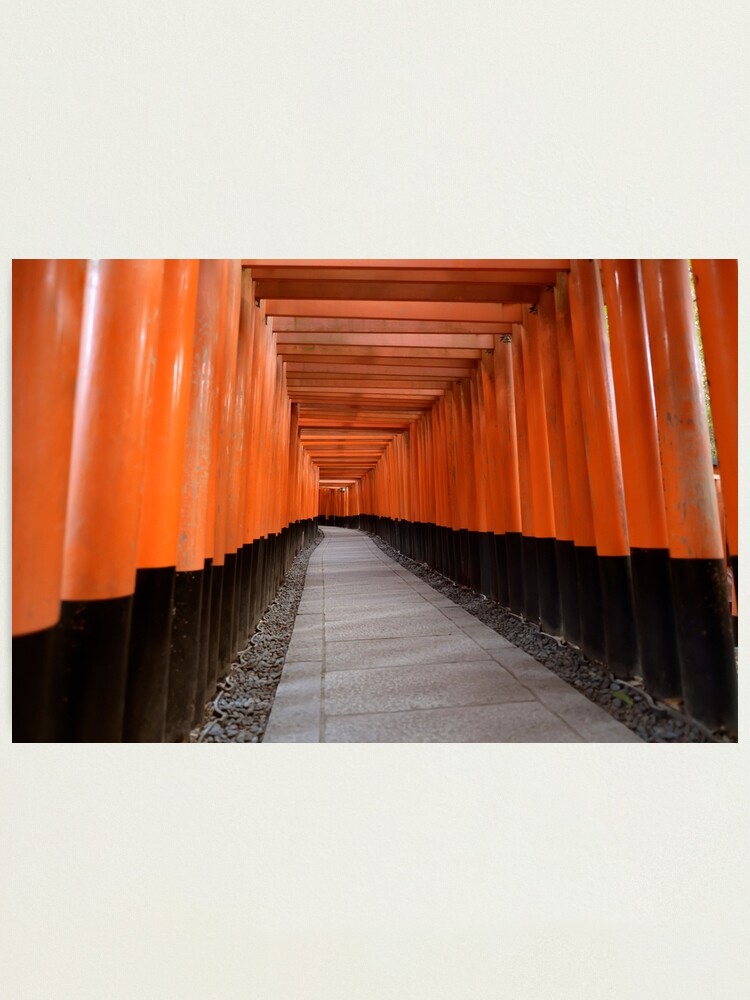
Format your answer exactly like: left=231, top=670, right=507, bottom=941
left=13, top=260, right=318, bottom=742
left=348, top=260, right=736, bottom=732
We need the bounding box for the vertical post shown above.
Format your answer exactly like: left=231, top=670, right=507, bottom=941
left=536, top=287, right=579, bottom=644
left=124, top=259, right=199, bottom=741
left=511, top=323, right=539, bottom=624
left=12, top=260, right=86, bottom=741
left=56, top=259, right=164, bottom=741
left=493, top=334, right=524, bottom=613
left=214, top=261, right=242, bottom=684
left=168, top=259, right=224, bottom=741
left=692, top=259, right=738, bottom=584
left=522, top=307, right=561, bottom=635
left=601, top=260, right=682, bottom=698
left=641, top=259, right=737, bottom=730
left=555, top=274, right=604, bottom=659
left=479, top=354, right=507, bottom=602
left=568, top=259, right=639, bottom=678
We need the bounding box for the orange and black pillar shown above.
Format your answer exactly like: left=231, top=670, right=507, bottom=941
left=123, top=260, right=199, bottom=741
left=641, top=259, right=736, bottom=731
left=568, top=260, right=639, bottom=678
left=167, top=259, right=224, bottom=741
left=12, top=260, right=86, bottom=741
left=600, top=259, right=682, bottom=699
left=54, top=260, right=165, bottom=741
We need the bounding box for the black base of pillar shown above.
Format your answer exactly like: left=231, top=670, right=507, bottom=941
left=12, top=626, right=56, bottom=742
left=670, top=557, right=737, bottom=732
left=521, top=535, right=540, bottom=625
left=630, top=548, right=682, bottom=700
left=505, top=532, right=525, bottom=616
left=168, top=565, right=204, bottom=741
left=556, top=539, right=580, bottom=647
left=53, top=594, right=134, bottom=741
left=536, top=536, right=562, bottom=636
left=575, top=545, right=606, bottom=664
left=598, top=555, right=639, bottom=680
left=123, top=565, right=175, bottom=742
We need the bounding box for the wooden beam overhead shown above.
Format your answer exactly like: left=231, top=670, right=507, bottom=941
left=277, top=344, right=485, bottom=360
left=243, top=258, right=570, bottom=270
left=273, top=318, right=510, bottom=334
left=247, top=266, right=559, bottom=284
left=264, top=300, right=523, bottom=323
left=257, top=280, right=540, bottom=303
left=276, top=332, right=495, bottom=349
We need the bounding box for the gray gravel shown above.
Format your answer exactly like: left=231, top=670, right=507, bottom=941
left=191, top=530, right=323, bottom=743
left=368, top=533, right=733, bottom=744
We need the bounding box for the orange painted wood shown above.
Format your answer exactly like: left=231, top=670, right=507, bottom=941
left=250, top=266, right=560, bottom=284
left=554, top=276, right=597, bottom=550
left=256, top=279, right=541, bottom=303
left=568, top=260, right=630, bottom=557
left=536, top=289, right=574, bottom=544
left=244, top=258, right=570, bottom=270
left=202, top=260, right=231, bottom=562
left=62, top=260, right=164, bottom=601
left=641, top=259, right=725, bottom=560
left=12, top=259, right=86, bottom=634
left=137, top=260, right=199, bottom=570
left=510, top=324, right=535, bottom=542
left=521, top=308, right=557, bottom=541
left=177, top=260, right=225, bottom=573
left=600, top=260, right=669, bottom=550
left=264, top=300, right=523, bottom=323
left=692, top=259, right=738, bottom=562
left=492, top=336, right=522, bottom=535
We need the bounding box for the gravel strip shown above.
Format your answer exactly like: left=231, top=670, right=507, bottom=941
left=191, top=530, right=323, bottom=743
left=368, top=533, right=734, bottom=744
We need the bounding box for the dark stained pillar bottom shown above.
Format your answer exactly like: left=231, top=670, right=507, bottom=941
left=575, top=545, right=606, bottom=664
left=670, top=557, right=737, bottom=732
left=123, top=566, right=175, bottom=742
left=505, top=532, right=525, bottom=616
left=536, top=536, right=562, bottom=637
left=53, top=594, right=134, bottom=741
left=598, top=554, right=639, bottom=680
left=168, top=565, right=204, bottom=741
left=630, top=548, right=682, bottom=700
left=521, top=535, right=540, bottom=625
left=12, top=626, right=56, bottom=742
left=556, top=539, right=580, bottom=647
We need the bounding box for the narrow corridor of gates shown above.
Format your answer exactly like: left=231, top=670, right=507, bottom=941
left=12, top=259, right=738, bottom=741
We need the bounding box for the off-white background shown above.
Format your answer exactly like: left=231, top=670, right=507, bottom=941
left=1, top=1, right=748, bottom=997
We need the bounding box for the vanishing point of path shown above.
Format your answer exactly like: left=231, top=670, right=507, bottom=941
left=264, top=527, right=641, bottom=743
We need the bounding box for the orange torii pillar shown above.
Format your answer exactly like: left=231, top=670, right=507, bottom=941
left=600, top=260, right=682, bottom=700
left=692, top=259, right=738, bottom=587
left=12, top=260, right=86, bottom=741
left=522, top=306, right=562, bottom=636
left=536, top=288, right=579, bottom=643
left=568, top=259, right=639, bottom=679
left=123, top=260, right=199, bottom=741
left=167, top=259, right=225, bottom=742
left=493, top=334, right=525, bottom=616
left=204, top=262, right=241, bottom=700
left=55, top=260, right=164, bottom=741
left=641, top=259, right=736, bottom=731
left=511, top=322, right=540, bottom=624
left=555, top=275, right=605, bottom=662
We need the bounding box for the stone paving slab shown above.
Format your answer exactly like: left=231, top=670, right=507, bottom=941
left=264, top=527, right=642, bottom=743
left=323, top=702, right=582, bottom=743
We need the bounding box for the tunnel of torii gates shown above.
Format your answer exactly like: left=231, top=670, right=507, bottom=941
left=12, top=259, right=738, bottom=742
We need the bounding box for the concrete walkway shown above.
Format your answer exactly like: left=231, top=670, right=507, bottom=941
left=264, top=527, right=641, bottom=743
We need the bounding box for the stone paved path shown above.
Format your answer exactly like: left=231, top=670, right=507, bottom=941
left=264, top=527, right=641, bottom=742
